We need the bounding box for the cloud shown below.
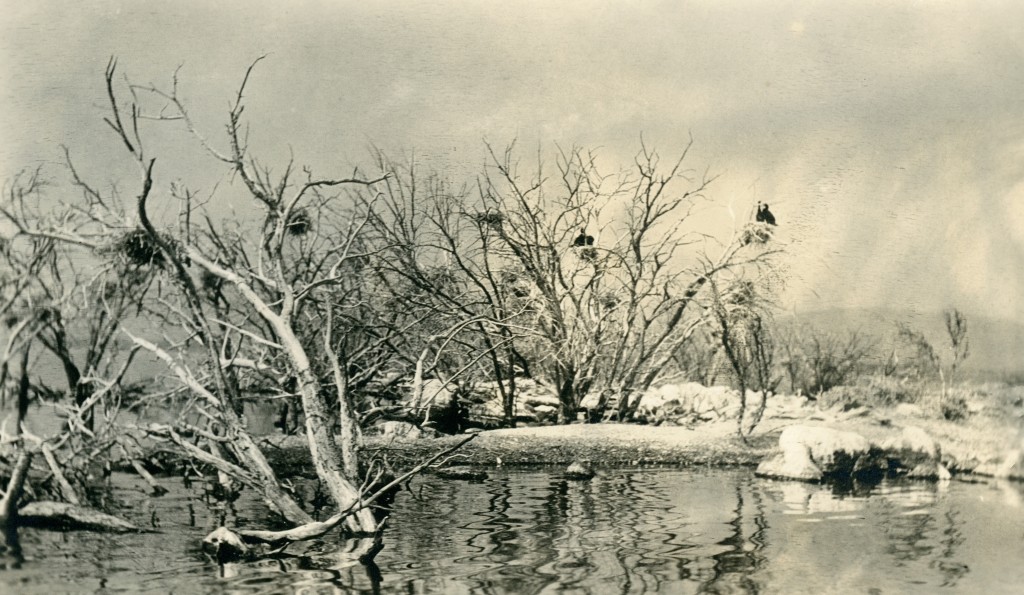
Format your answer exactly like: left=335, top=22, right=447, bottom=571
left=2, top=0, right=1022, bottom=320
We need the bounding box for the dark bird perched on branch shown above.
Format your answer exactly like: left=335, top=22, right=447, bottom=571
left=756, top=202, right=777, bottom=225
left=571, top=229, right=598, bottom=262
left=572, top=229, right=595, bottom=247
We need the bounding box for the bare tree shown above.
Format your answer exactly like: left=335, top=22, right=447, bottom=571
left=367, top=156, right=537, bottom=428
left=2, top=169, right=155, bottom=510
left=707, top=279, right=778, bottom=437
left=2, top=58, right=473, bottom=557
left=372, top=141, right=779, bottom=424
left=894, top=322, right=940, bottom=381
left=777, top=325, right=876, bottom=397
left=942, top=308, right=969, bottom=390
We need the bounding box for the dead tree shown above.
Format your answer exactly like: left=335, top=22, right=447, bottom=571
left=2, top=58, right=472, bottom=556
left=942, top=308, right=970, bottom=393
left=707, top=279, right=778, bottom=437
left=473, top=140, right=779, bottom=422
left=367, top=158, right=535, bottom=428
left=370, top=141, right=780, bottom=426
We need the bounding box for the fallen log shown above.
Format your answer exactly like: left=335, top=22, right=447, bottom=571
left=16, top=501, right=140, bottom=533
left=204, top=434, right=476, bottom=562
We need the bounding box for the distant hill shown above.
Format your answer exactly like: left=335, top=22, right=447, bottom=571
left=777, top=308, right=1024, bottom=376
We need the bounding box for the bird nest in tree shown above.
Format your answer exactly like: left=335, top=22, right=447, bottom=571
left=200, top=269, right=223, bottom=292
left=3, top=314, right=19, bottom=329
left=578, top=247, right=598, bottom=262
left=102, top=229, right=186, bottom=270
left=740, top=223, right=773, bottom=246
left=500, top=271, right=531, bottom=298
left=600, top=292, right=620, bottom=309
left=285, top=209, right=313, bottom=236
left=474, top=211, right=505, bottom=230
left=724, top=280, right=757, bottom=307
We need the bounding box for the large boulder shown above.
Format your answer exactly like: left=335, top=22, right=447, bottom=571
left=411, top=378, right=457, bottom=410
left=635, top=383, right=739, bottom=424
left=879, top=426, right=950, bottom=479
left=759, top=424, right=959, bottom=482
left=756, top=425, right=878, bottom=482
left=755, top=442, right=823, bottom=482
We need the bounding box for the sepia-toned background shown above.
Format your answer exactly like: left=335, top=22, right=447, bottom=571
left=3, top=0, right=1022, bottom=349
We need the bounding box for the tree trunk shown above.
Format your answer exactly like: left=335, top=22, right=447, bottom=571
left=52, top=332, right=93, bottom=431
left=556, top=375, right=577, bottom=424
left=502, top=372, right=517, bottom=428
left=0, top=451, right=33, bottom=526
left=328, top=348, right=361, bottom=479
left=15, top=347, right=30, bottom=436
left=281, top=322, right=376, bottom=533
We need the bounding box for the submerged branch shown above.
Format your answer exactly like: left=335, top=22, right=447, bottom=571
left=204, top=434, right=476, bottom=562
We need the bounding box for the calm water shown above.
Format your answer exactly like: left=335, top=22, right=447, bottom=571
left=1, top=468, right=1022, bottom=594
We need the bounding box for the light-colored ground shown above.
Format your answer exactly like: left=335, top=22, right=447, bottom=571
left=395, top=398, right=1021, bottom=473
left=266, top=391, right=1024, bottom=476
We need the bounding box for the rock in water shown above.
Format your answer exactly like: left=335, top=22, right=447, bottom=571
left=756, top=425, right=876, bottom=482
left=756, top=446, right=823, bottom=482
left=203, top=526, right=253, bottom=563
left=880, top=426, right=945, bottom=478
left=906, top=460, right=952, bottom=480
left=565, top=460, right=595, bottom=480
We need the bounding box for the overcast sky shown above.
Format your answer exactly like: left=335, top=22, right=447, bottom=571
left=3, top=0, right=1023, bottom=322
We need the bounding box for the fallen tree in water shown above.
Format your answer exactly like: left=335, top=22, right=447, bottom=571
left=204, top=433, right=474, bottom=562
left=16, top=501, right=140, bottom=533
left=1, top=55, right=480, bottom=566
left=0, top=448, right=140, bottom=534
left=0, top=57, right=474, bottom=564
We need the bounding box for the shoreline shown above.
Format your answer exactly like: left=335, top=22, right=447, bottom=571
left=261, top=400, right=1023, bottom=482
left=368, top=424, right=780, bottom=468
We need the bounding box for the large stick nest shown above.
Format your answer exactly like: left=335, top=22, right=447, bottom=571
left=101, top=229, right=187, bottom=270
left=473, top=211, right=505, bottom=230
left=740, top=223, right=774, bottom=246
left=285, top=208, right=313, bottom=236
left=724, top=280, right=757, bottom=307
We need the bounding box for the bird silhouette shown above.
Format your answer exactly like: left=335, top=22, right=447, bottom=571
left=756, top=202, right=777, bottom=225
left=572, top=229, right=595, bottom=247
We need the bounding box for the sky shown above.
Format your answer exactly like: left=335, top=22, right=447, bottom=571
left=2, top=0, right=1023, bottom=322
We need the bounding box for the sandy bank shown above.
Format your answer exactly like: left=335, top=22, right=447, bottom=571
left=262, top=396, right=1022, bottom=480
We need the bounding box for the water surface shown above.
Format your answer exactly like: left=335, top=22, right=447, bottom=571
left=2, top=468, right=1022, bottom=594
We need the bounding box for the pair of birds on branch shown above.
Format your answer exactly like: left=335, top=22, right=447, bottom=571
left=568, top=201, right=776, bottom=252
left=755, top=202, right=777, bottom=225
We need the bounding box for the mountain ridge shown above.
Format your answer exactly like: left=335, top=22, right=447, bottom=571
left=776, top=307, right=1024, bottom=375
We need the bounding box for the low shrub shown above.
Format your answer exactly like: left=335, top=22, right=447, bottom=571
left=941, top=394, right=969, bottom=422
left=819, top=376, right=920, bottom=411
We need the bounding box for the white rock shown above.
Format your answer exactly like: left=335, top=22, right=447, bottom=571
left=756, top=425, right=872, bottom=482
left=880, top=426, right=938, bottom=458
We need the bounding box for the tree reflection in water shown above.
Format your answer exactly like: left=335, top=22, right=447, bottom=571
left=379, top=468, right=773, bottom=593
left=875, top=482, right=969, bottom=589
left=699, top=476, right=769, bottom=594
left=375, top=469, right=1006, bottom=594
left=0, top=526, right=23, bottom=570
left=4, top=468, right=1019, bottom=593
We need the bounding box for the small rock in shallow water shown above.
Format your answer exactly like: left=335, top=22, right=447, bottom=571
left=202, top=526, right=253, bottom=563
left=565, top=460, right=595, bottom=480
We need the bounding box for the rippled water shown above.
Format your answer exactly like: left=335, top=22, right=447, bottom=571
left=2, top=468, right=1023, bottom=594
